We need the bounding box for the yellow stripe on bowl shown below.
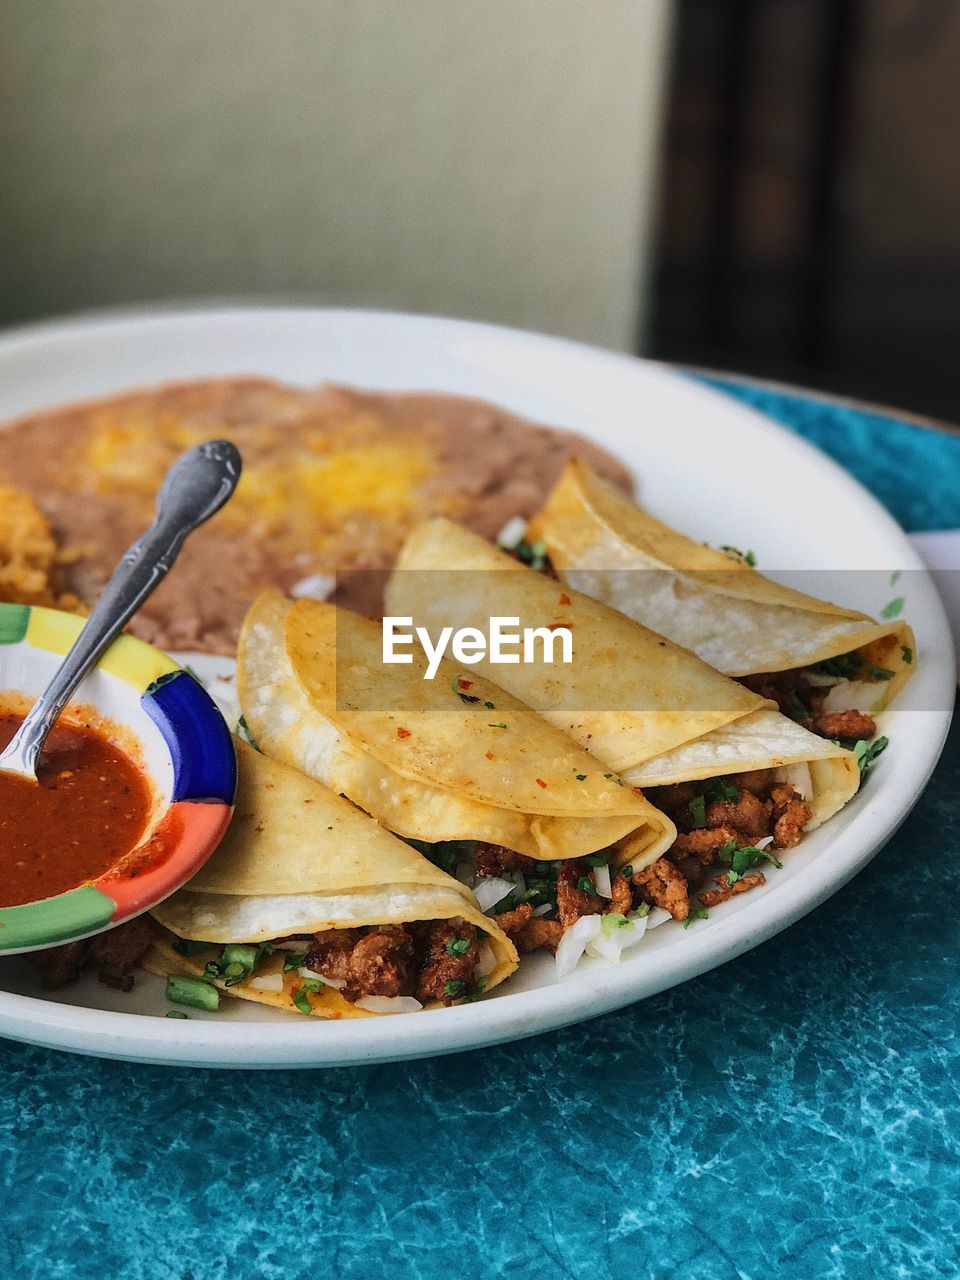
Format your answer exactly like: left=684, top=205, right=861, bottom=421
left=26, top=607, right=179, bottom=690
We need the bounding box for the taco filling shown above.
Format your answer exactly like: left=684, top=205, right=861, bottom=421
left=413, top=764, right=811, bottom=971
left=154, top=917, right=494, bottom=1013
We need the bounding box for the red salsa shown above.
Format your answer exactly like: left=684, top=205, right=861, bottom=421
left=0, top=713, right=152, bottom=908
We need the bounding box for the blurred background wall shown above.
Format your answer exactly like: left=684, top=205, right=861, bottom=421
left=651, top=0, right=960, bottom=419
left=0, top=0, right=673, bottom=351
left=1, top=0, right=957, bottom=418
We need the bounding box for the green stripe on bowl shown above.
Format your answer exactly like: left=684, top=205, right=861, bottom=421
left=0, top=603, right=30, bottom=646
left=0, top=885, right=116, bottom=952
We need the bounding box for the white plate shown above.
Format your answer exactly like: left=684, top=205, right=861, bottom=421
left=0, top=306, right=953, bottom=1068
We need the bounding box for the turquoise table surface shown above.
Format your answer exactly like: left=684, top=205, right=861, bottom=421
left=3, top=380, right=959, bottom=1280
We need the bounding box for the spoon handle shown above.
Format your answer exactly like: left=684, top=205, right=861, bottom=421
left=0, top=440, right=241, bottom=779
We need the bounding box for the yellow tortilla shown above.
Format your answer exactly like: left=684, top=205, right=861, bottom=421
left=387, top=518, right=860, bottom=828
left=528, top=460, right=916, bottom=703
left=146, top=740, right=518, bottom=1018
left=237, top=591, right=675, bottom=866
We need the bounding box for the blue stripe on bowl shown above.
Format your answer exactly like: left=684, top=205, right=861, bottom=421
left=142, top=671, right=237, bottom=804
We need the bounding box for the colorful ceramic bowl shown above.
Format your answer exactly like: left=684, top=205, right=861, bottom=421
left=0, top=602, right=236, bottom=953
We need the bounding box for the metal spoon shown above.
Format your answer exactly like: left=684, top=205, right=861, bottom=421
left=0, top=439, right=242, bottom=782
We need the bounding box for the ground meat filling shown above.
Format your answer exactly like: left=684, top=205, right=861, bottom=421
left=417, top=771, right=814, bottom=963
left=29, top=915, right=159, bottom=991
left=739, top=660, right=880, bottom=743
left=304, top=920, right=482, bottom=1006
left=645, top=769, right=812, bottom=921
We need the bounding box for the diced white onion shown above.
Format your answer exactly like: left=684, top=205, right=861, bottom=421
left=355, top=995, right=424, bottom=1014
left=290, top=573, right=336, bottom=601
left=496, top=515, right=527, bottom=549
left=477, top=942, right=497, bottom=978
left=248, top=973, right=284, bottom=993
left=533, top=903, right=553, bottom=917
left=755, top=835, right=775, bottom=850
left=475, top=876, right=516, bottom=912
left=822, top=679, right=881, bottom=716
left=298, top=967, right=345, bottom=990
left=555, top=915, right=603, bottom=979
left=777, top=762, right=812, bottom=800
left=587, top=913, right=648, bottom=964
left=803, top=671, right=845, bottom=688
left=645, top=907, right=672, bottom=930
left=593, top=864, right=613, bottom=899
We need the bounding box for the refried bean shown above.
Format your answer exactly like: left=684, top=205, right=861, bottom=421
left=0, top=379, right=631, bottom=653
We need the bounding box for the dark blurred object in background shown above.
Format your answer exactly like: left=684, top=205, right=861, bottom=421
left=649, top=0, right=960, bottom=420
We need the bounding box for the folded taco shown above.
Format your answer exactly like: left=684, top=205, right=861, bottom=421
left=528, top=461, right=916, bottom=734
left=387, top=518, right=862, bottom=931
left=236, top=590, right=677, bottom=965
left=146, top=740, right=519, bottom=1016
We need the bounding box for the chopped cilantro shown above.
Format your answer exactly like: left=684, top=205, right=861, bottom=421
left=583, top=853, right=609, bottom=867
left=688, top=795, right=707, bottom=829
left=902, top=646, right=913, bottom=664
left=292, top=986, right=313, bottom=1016
left=601, top=913, right=630, bottom=935
left=446, top=938, right=471, bottom=957
left=236, top=714, right=261, bottom=752
left=619, top=864, right=633, bottom=880
left=881, top=596, right=905, bottom=619
left=464, top=979, right=487, bottom=1003
left=492, top=863, right=561, bottom=916
left=283, top=952, right=307, bottom=972
left=707, top=777, right=740, bottom=805
left=575, top=773, right=587, bottom=781
left=720, top=545, right=757, bottom=567
left=165, top=1010, right=189, bottom=1019
left=452, top=675, right=482, bottom=704
left=577, top=875, right=597, bottom=895
left=484, top=700, right=495, bottom=710
left=511, top=538, right=551, bottom=571
left=443, top=979, right=465, bottom=998
left=683, top=906, right=709, bottom=929
left=408, top=838, right=476, bottom=873
left=855, top=735, right=889, bottom=787
left=718, top=842, right=783, bottom=874
left=865, top=666, right=895, bottom=681
left=810, top=652, right=862, bottom=679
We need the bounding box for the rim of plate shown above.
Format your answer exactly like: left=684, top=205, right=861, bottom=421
left=0, top=304, right=953, bottom=1067
left=0, top=602, right=237, bottom=952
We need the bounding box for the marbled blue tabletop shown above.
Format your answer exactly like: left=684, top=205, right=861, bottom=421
left=2, top=380, right=958, bottom=1280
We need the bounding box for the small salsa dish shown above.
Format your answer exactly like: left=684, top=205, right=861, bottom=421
left=0, top=601, right=236, bottom=953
